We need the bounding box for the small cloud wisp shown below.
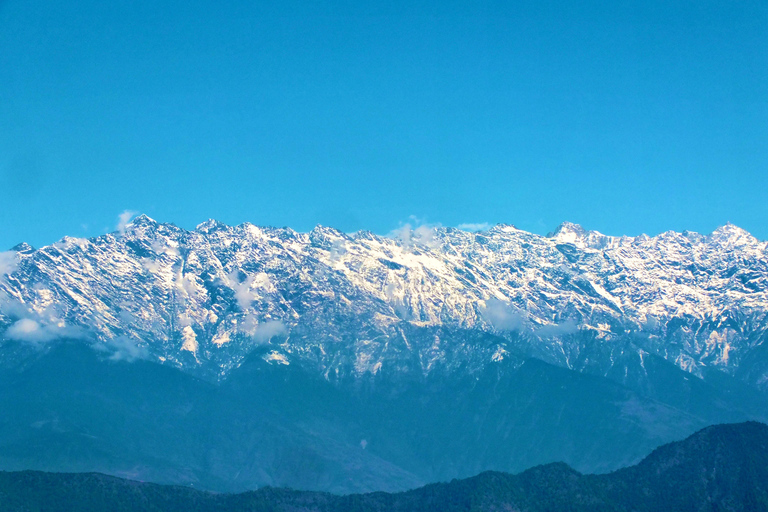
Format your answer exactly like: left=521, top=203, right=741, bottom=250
left=457, top=222, right=492, bottom=232
left=117, top=210, right=138, bottom=235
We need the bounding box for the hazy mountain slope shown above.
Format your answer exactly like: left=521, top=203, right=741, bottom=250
left=0, top=338, right=750, bottom=494
left=0, top=341, right=422, bottom=494
left=2, top=422, right=766, bottom=512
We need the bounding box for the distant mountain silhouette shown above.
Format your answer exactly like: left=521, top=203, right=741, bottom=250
left=1, top=421, right=766, bottom=512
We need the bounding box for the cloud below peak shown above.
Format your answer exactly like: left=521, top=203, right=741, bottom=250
left=4, top=317, right=84, bottom=344
left=388, top=216, right=441, bottom=249
left=253, top=319, right=287, bottom=343
left=1, top=298, right=87, bottom=344
left=457, top=222, right=491, bottom=232
left=104, top=336, right=150, bottom=362
left=0, top=251, right=18, bottom=277
left=116, top=210, right=138, bottom=235
left=480, top=298, right=526, bottom=331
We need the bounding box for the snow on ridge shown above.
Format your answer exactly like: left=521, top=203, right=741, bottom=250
left=1, top=218, right=767, bottom=381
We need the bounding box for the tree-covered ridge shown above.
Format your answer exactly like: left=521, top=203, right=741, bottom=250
left=2, top=421, right=766, bottom=512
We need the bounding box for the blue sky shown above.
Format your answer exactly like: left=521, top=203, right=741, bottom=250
left=0, top=0, right=766, bottom=249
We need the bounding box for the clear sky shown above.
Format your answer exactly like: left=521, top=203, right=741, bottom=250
left=1, top=0, right=766, bottom=249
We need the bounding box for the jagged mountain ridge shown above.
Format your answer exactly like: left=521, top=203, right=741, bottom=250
left=1, top=216, right=767, bottom=385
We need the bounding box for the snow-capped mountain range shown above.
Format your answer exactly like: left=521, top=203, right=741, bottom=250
left=1, top=215, right=767, bottom=387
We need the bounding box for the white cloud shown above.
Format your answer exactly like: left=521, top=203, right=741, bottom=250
left=116, top=210, right=138, bottom=235
left=102, top=336, right=149, bottom=362
left=233, top=277, right=258, bottom=310
left=151, top=239, right=180, bottom=257
left=52, top=237, right=88, bottom=252
left=0, top=251, right=19, bottom=276
left=6, top=319, right=51, bottom=342
left=239, top=312, right=259, bottom=335
left=1, top=298, right=87, bottom=344
left=178, top=273, right=199, bottom=300
left=4, top=318, right=84, bottom=344
left=329, top=239, right=347, bottom=262
left=388, top=217, right=441, bottom=249
left=252, top=320, right=287, bottom=343
left=177, top=313, right=193, bottom=328
left=384, top=281, right=398, bottom=301
left=413, top=224, right=440, bottom=249
left=238, top=314, right=287, bottom=343
left=457, top=222, right=492, bottom=232
left=535, top=319, right=578, bottom=338
left=389, top=224, right=413, bottom=245
left=141, top=257, right=163, bottom=274
left=479, top=298, right=578, bottom=337
left=480, top=298, right=526, bottom=331
left=227, top=271, right=273, bottom=310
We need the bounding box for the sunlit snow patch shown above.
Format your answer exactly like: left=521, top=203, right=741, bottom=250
left=180, top=326, right=198, bottom=355
left=212, top=331, right=231, bottom=346
left=263, top=350, right=289, bottom=365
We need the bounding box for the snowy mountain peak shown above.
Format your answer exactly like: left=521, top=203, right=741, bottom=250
left=10, top=242, right=34, bottom=253
left=1, top=218, right=768, bottom=387
left=310, top=224, right=346, bottom=237
left=709, top=223, right=757, bottom=248
left=309, top=225, right=347, bottom=249
left=488, top=223, right=520, bottom=234
left=550, top=221, right=588, bottom=238
left=128, top=214, right=159, bottom=228
left=195, top=218, right=230, bottom=234
left=549, top=222, right=610, bottom=249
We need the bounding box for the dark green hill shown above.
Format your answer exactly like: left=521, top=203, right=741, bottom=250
left=1, top=422, right=767, bottom=512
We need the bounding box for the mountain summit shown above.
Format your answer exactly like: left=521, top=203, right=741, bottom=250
left=1, top=219, right=767, bottom=388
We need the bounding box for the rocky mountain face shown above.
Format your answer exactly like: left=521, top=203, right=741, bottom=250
left=1, top=217, right=768, bottom=493
left=1, top=215, right=767, bottom=387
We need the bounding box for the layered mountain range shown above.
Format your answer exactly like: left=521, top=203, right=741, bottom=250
left=1, top=216, right=767, bottom=386
left=0, top=217, right=767, bottom=493
left=2, top=421, right=767, bottom=511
